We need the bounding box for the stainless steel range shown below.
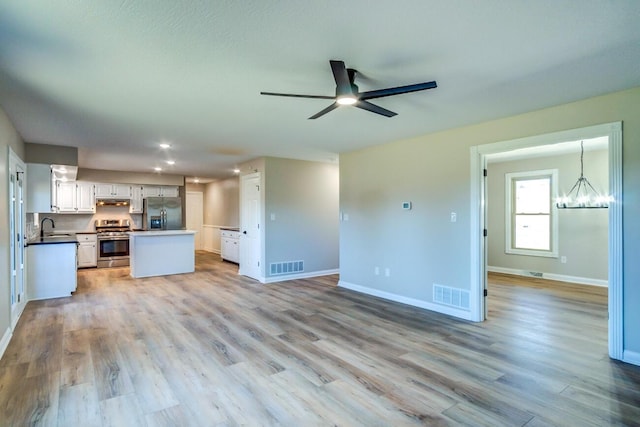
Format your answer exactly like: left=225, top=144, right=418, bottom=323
left=95, top=219, right=131, bottom=268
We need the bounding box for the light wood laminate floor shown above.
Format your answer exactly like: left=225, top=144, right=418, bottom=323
left=1, top=252, right=639, bottom=426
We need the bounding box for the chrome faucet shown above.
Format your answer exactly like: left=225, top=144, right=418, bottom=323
left=40, top=217, right=55, bottom=237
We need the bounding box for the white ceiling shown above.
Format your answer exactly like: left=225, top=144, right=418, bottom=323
left=1, top=1, right=639, bottom=180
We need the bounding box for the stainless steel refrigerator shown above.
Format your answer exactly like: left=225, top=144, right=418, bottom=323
left=143, top=197, right=182, bottom=230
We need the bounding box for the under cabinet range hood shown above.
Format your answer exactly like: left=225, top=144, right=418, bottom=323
left=96, top=199, right=130, bottom=207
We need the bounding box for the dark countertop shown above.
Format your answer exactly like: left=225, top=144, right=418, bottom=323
left=220, top=227, right=240, bottom=231
left=27, top=233, right=78, bottom=246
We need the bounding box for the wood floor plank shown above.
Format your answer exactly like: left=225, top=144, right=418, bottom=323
left=1, top=252, right=639, bottom=426
left=57, top=382, right=102, bottom=427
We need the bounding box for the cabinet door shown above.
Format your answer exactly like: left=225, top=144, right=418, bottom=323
left=161, top=186, right=179, bottom=197
left=143, top=185, right=161, bottom=197
left=229, top=239, right=239, bottom=263
left=94, top=183, right=114, bottom=198
left=77, top=242, right=97, bottom=268
left=113, top=184, right=131, bottom=198
left=56, top=182, right=77, bottom=212
left=130, top=186, right=144, bottom=213
left=76, top=182, right=95, bottom=213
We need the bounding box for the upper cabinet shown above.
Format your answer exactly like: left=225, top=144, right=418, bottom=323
left=56, top=181, right=95, bottom=213
left=26, top=163, right=54, bottom=213
left=143, top=185, right=179, bottom=198
left=95, top=183, right=131, bottom=199
left=130, top=185, right=144, bottom=213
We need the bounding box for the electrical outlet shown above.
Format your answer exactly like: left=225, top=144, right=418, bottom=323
left=270, top=213, right=276, bottom=221
left=450, top=212, right=457, bottom=222
left=561, top=256, right=567, bottom=264
left=374, top=266, right=380, bottom=275
left=385, top=268, right=390, bottom=277
left=343, top=213, right=349, bottom=221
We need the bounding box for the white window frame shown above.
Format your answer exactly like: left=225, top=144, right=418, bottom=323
left=505, top=169, right=558, bottom=258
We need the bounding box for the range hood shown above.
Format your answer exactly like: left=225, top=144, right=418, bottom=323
left=96, top=199, right=130, bottom=207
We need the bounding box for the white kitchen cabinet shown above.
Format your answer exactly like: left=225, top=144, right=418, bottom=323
left=143, top=185, right=179, bottom=198
left=77, top=233, right=97, bottom=268
left=55, top=181, right=95, bottom=213
left=95, top=183, right=131, bottom=199
left=220, top=229, right=240, bottom=263
left=27, top=242, right=77, bottom=300
left=76, top=182, right=96, bottom=213
left=26, top=163, right=55, bottom=213
left=56, top=181, right=77, bottom=212
left=130, top=185, right=144, bottom=213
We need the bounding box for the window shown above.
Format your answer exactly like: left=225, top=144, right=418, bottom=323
left=505, top=169, right=558, bottom=257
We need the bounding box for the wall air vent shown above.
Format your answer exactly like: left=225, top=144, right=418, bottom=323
left=270, top=260, right=304, bottom=276
left=433, top=284, right=470, bottom=310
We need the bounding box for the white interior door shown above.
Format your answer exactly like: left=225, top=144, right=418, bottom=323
left=9, top=149, right=26, bottom=329
left=240, top=173, right=261, bottom=281
left=186, top=191, right=204, bottom=250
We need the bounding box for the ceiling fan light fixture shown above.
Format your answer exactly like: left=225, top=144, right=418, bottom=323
left=336, top=95, right=357, bottom=105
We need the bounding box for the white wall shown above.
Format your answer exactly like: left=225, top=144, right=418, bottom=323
left=339, top=86, right=640, bottom=358
left=487, top=149, right=608, bottom=284
left=201, top=176, right=240, bottom=253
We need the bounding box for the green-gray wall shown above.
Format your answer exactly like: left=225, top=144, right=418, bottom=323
left=340, top=86, right=640, bottom=358
left=0, top=107, right=25, bottom=344
left=264, top=157, right=339, bottom=277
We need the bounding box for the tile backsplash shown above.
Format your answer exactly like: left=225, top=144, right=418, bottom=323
left=30, top=206, right=142, bottom=234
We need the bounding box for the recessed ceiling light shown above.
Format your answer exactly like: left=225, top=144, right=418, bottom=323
left=166, top=160, right=175, bottom=165
left=233, top=168, right=240, bottom=174
left=154, top=167, right=162, bottom=172
left=159, top=143, right=171, bottom=149
left=194, top=178, right=200, bottom=183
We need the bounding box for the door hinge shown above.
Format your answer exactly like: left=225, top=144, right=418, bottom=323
left=483, top=229, right=488, bottom=237
left=484, top=289, right=488, bottom=297
left=483, top=169, right=487, bottom=177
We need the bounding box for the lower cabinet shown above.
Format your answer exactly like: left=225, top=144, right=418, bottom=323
left=77, top=233, right=97, bottom=268
left=28, top=243, right=77, bottom=300
left=220, top=229, right=239, bottom=263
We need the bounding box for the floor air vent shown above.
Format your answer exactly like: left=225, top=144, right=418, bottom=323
left=270, top=260, right=304, bottom=276
left=433, top=284, right=470, bottom=310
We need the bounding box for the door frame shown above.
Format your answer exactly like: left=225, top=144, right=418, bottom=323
left=8, top=147, right=27, bottom=329
left=470, top=122, right=623, bottom=360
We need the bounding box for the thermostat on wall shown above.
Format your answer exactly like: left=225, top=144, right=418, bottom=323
left=402, top=201, right=412, bottom=210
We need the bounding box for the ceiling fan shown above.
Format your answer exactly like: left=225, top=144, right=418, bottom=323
left=260, top=60, right=437, bottom=119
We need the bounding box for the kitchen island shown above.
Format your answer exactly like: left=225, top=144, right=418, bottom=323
left=129, top=230, right=196, bottom=278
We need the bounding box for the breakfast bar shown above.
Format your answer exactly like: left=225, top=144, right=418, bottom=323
left=129, top=230, right=196, bottom=278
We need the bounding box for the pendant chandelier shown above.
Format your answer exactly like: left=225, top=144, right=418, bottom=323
left=556, top=141, right=611, bottom=209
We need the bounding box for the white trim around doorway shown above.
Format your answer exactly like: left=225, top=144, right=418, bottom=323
left=470, top=121, right=623, bottom=361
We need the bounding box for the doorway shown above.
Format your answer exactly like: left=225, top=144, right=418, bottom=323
left=239, top=172, right=262, bottom=281
left=9, top=148, right=26, bottom=329
left=186, top=191, right=204, bottom=250
left=470, top=122, right=623, bottom=360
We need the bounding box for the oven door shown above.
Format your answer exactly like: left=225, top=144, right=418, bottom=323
left=97, top=237, right=130, bottom=267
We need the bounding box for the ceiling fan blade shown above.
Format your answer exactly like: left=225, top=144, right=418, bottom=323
left=260, top=91, right=335, bottom=100
left=330, top=60, right=352, bottom=95
left=355, top=100, right=397, bottom=117
left=308, top=102, right=339, bottom=119
left=359, top=81, right=437, bottom=100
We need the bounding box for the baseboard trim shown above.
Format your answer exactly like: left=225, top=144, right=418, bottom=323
left=488, top=266, right=607, bottom=287
left=0, top=327, right=11, bottom=360
left=622, top=350, right=640, bottom=367
left=337, top=280, right=474, bottom=321
left=264, top=269, right=340, bottom=284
